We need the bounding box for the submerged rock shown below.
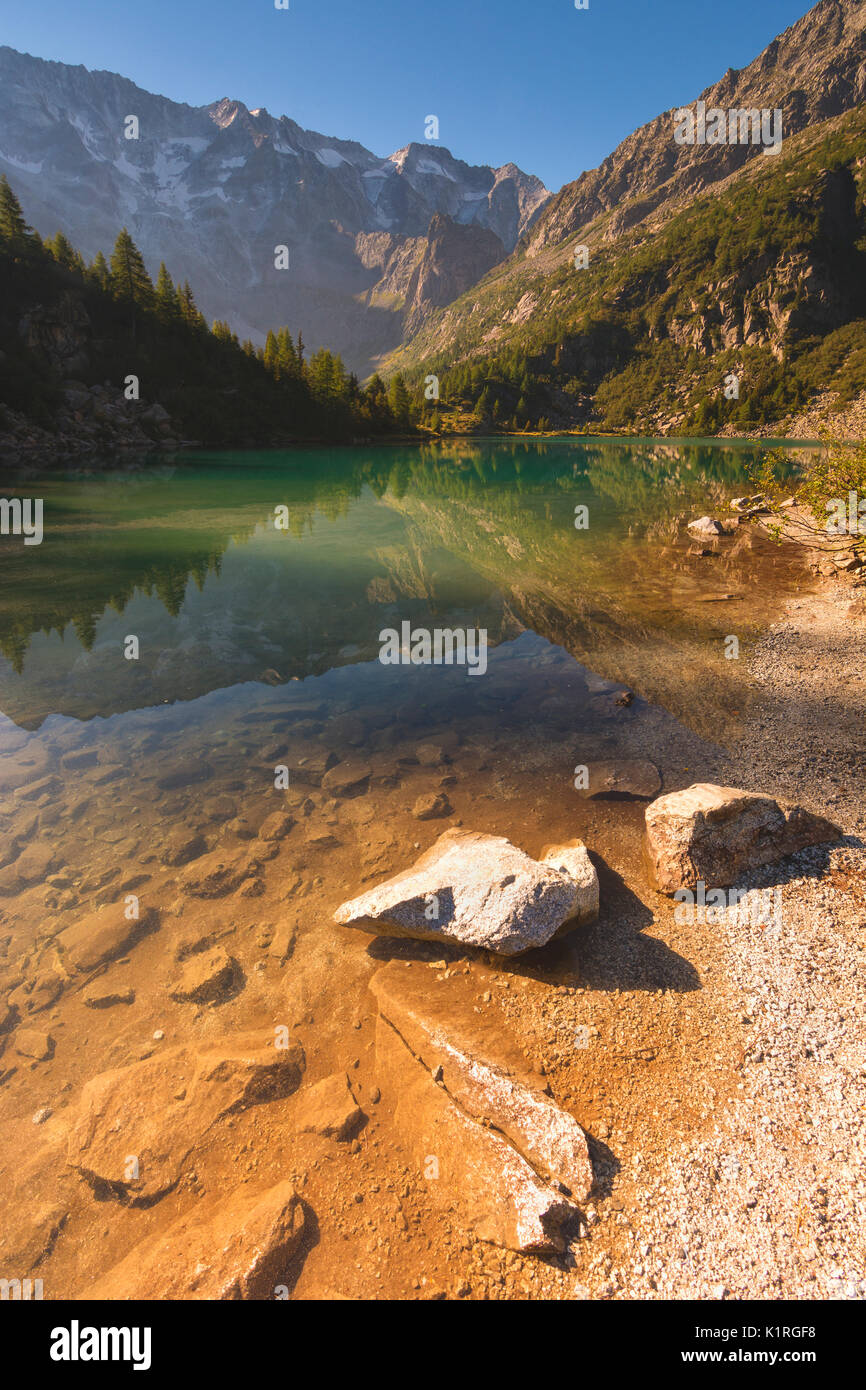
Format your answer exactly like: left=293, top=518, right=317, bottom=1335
left=67, top=1034, right=304, bottom=1204
left=160, top=831, right=208, bottom=867
left=0, top=842, right=58, bottom=895
left=59, top=904, right=159, bottom=972
left=83, top=984, right=135, bottom=1009
left=411, top=791, right=452, bottom=820
left=335, top=828, right=599, bottom=955
left=371, top=963, right=592, bottom=1252
left=576, top=759, right=661, bottom=799
left=645, top=783, right=841, bottom=893
left=293, top=750, right=339, bottom=786
left=258, top=811, right=295, bottom=842
left=91, top=1180, right=306, bottom=1299
left=169, top=947, right=240, bottom=1004
left=7, top=970, right=63, bottom=1016
left=179, top=849, right=257, bottom=898
left=321, top=760, right=372, bottom=797
left=295, top=1072, right=365, bottom=1141
left=15, top=1027, right=55, bottom=1061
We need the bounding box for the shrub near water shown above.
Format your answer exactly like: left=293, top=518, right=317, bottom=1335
left=750, top=439, right=866, bottom=551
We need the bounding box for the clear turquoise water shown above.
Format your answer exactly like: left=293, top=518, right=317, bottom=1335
left=0, top=437, right=805, bottom=735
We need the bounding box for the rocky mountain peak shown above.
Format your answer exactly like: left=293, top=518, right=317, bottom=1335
left=0, top=45, right=549, bottom=372
left=524, top=0, right=866, bottom=255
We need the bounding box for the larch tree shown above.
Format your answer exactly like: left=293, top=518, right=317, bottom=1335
left=89, top=250, right=111, bottom=290
left=155, top=262, right=177, bottom=321
left=109, top=228, right=153, bottom=308
left=0, top=175, right=36, bottom=259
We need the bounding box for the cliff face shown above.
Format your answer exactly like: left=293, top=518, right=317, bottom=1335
left=655, top=165, right=862, bottom=360
left=524, top=0, right=866, bottom=254
left=385, top=0, right=866, bottom=436
left=401, top=214, right=505, bottom=336
left=0, top=48, right=549, bottom=374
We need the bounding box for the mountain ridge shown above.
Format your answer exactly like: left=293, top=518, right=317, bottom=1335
left=519, top=0, right=866, bottom=258
left=383, top=0, right=866, bottom=436
left=0, top=45, right=550, bottom=374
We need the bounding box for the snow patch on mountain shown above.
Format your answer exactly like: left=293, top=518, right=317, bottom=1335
left=315, top=147, right=349, bottom=168
left=0, top=150, right=43, bottom=173
left=0, top=44, right=551, bottom=374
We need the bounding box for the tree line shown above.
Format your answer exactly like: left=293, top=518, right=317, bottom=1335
left=0, top=175, right=417, bottom=445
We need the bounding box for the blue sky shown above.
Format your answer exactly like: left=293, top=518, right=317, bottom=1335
left=0, top=0, right=814, bottom=190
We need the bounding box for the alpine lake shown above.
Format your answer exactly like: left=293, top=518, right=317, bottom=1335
left=0, top=436, right=815, bottom=1298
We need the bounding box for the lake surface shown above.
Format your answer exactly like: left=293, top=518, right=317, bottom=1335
left=0, top=437, right=815, bottom=1295
left=1, top=438, right=807, bottom=728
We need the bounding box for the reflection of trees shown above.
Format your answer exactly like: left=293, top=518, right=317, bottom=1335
left=153, top=567, right=191, bottom=619
left=0, top=536, right=227, bottom=673
left=72, top=613, right=98, bottom=651
left=0, top=629, right=29, bottom=672
left=0, top=440, right=798, bottom=675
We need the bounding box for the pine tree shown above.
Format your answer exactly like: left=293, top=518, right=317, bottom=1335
left=308, top=348, right=334, bottom=399
left=109, top=228, right=153, bottom=307
left=48, top=230, right=77, bottom=269
left=475, top=385, right=494, bottom=421
left=176, top=281, right=205, bottom=330
left=264, top=330, right=280, bottom=377
left=277, top=327, right=298, bottom=379
left=360, top=374, right=391, bottom=426
left=155, top=262, right=177, bottom=321
left=89, top=250, right=111, bottom=290
left=388, top=373, right=411, bottom=427
left=0, top=175, right=35, bottom=258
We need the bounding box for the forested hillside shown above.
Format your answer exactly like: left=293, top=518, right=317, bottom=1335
left=389, top=108, right=866, bottom=436
left=0, top=176, right=415, bottom=453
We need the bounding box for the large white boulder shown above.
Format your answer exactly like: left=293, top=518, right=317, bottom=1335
left=335, top=828, right=599, bottom=956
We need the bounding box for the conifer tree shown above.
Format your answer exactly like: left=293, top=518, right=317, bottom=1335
left=109, top=228, right=153, bottom=307
left=48, top=230, right=77, bottom=269
left=276, top=327, right=297, bottom=378
left=89, top=250, right=110, bottom=290
left=361, top=374, right=392, bottom=427
left=476, top=385, right=496, bottom=421
left=388, top=373, right=411, bottom=427
left=264, top=329, right=280, bottom=377
left=0, top=175, right=36, bottom=258
left=212, top=319, right=238, bottom=347
left=155, top=262, right=177, bottom=321
left=176, top=281, right=205, bottom=330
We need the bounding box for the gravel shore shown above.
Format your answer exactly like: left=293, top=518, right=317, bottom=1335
left=586, top=575, right=866, bottom=1301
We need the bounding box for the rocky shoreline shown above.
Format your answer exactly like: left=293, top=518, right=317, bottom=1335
left=0, top=477, right=864, bottom=1302
left=0, top=383, right=191, bottom=465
